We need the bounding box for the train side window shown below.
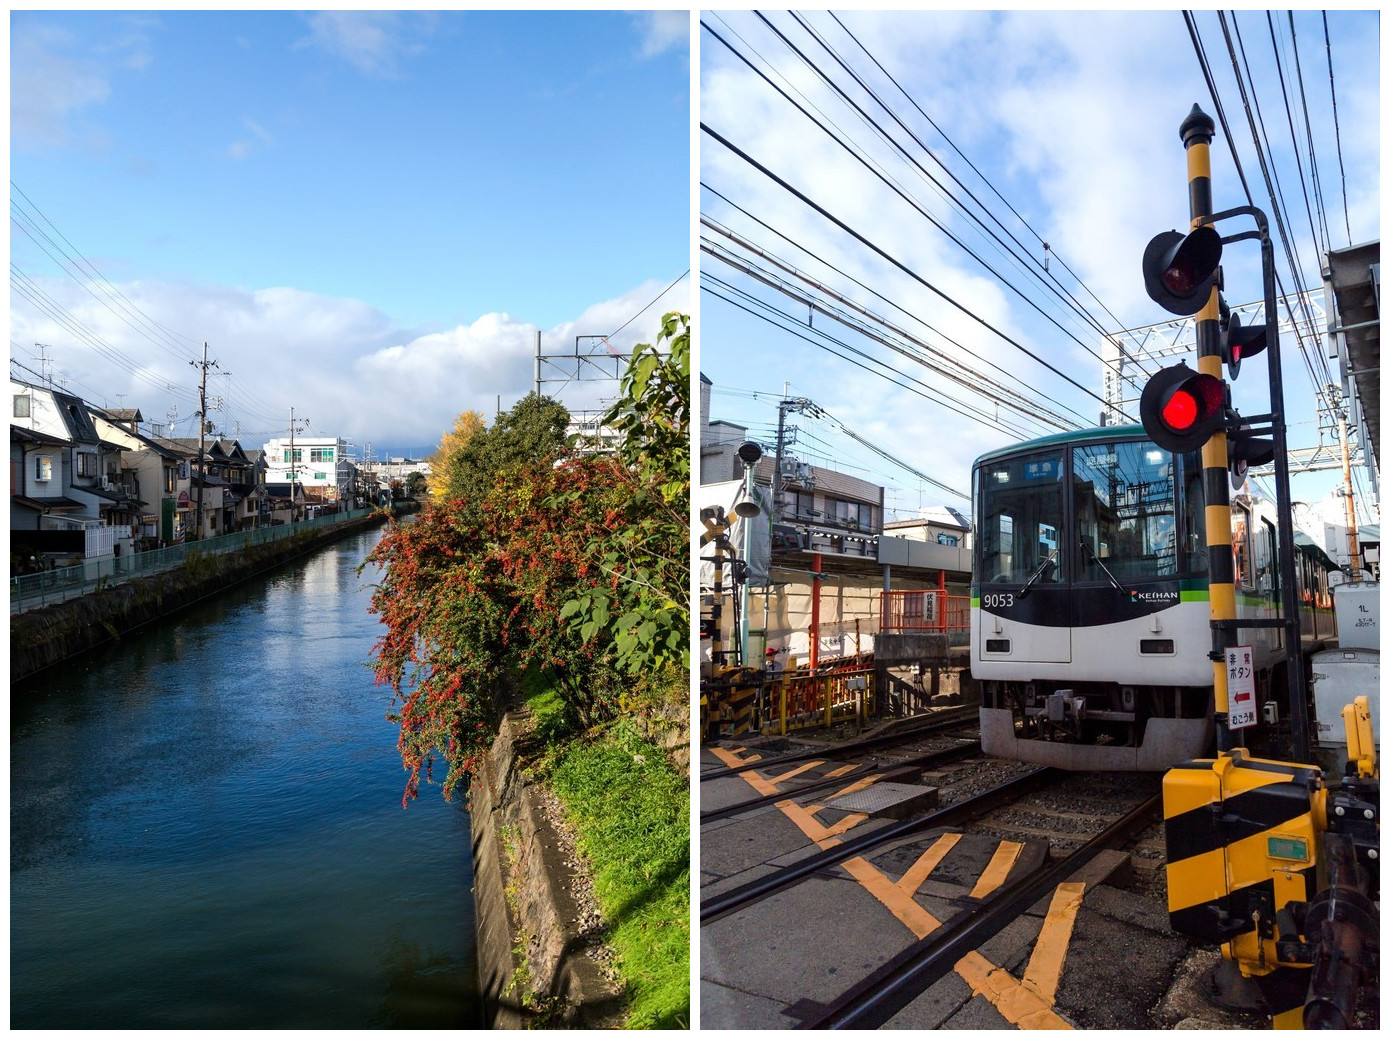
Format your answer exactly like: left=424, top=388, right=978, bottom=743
left=1233, top=506, right=1253, bottom=589
left=1259, top=518, right=1278, bottom=598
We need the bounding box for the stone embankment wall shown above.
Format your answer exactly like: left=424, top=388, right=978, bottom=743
left=470, top=710, right=626, bottom=1028
left=10, top=513, right=386, bottom=684
left=470, top=701, right=690, bottom=1028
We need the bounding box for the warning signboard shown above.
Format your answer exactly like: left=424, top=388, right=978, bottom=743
left=1226, top=645, right=1257, bottom=730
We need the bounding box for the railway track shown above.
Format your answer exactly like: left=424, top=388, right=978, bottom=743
left=701, top=764, right=1053, bottom=924
left=700, top=723, right=1184, bottom=1030
left=789, top=794, right=1161, bottom=1028
left=698, top=704, right=980, bottom=783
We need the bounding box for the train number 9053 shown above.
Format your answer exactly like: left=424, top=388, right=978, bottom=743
left=982, top=592, right=1015, bottom=609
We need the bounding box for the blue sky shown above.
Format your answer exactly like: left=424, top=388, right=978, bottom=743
left=11, top=10, right=690, bottom=456
left=699, top=10, right=1379, bottom=535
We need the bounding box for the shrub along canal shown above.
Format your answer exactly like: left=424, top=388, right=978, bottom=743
left=10, top=525, right=481, bottom=1028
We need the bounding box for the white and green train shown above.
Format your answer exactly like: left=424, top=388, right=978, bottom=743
left=971, top=425, right=1338, bottom=771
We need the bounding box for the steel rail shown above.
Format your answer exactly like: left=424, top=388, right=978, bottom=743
left=699, top=740, right=981, bottom=825
left=792, top=792, right=1163, bottom=1029
left=700, top=765, right=1054, bottom=925
left=698, top=705, right=980, bottom=782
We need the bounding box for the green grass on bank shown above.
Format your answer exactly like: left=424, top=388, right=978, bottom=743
left=528, top=684, right=690, bottom=1029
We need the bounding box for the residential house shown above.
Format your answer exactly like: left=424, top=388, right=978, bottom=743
left=167, top=437, right=263, bottom=535
left=263, top=482, right=307, bottom=525
left=11, top=380, right=136, bottom=563
left=89, top=406, right=190, bottom=547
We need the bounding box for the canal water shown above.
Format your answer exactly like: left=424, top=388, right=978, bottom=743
left=10, top=526, right=482, bottom=1029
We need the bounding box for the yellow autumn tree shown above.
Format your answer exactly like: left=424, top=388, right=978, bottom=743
left=426, top=410, right=485, bottom=496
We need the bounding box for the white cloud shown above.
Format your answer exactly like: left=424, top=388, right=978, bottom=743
left=9, top=275, right=689, bottom=454
left=226, top=117, right=274, bottom=161
left=634, top=11, right=689, bottom=59
left=699, top=10, right=1380, bottom=515
left=295, top=12, right=426, bottom=78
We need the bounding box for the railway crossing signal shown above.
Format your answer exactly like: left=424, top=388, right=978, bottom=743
left=1218, top=298, right=1268, bottom=380
left=1138, top=362, right=1227, bottom=453
left=1141, top=225, right=1222, bottom=315
left=1226, top=417, right=1275, bottom=488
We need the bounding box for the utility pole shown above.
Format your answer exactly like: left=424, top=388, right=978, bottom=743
left=288, top=407, right=310, bottom=522
left=190, top=342, right=218, bottom=540
left=1339, top=412, right=1362, bottom=579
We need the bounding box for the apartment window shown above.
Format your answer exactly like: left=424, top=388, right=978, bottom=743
left=14, top=394, right=31, bottom=418
left=828, top=498, right=873, bottom=529
left=164, top=467, right=177, bottom=493
left=283, top=448, right=302, bottom=464
left=77, top=452, right=97, bottom=478
left=34, top=455, right=53, bottom=481
left=937, top=533, right=959, bottom=546
left=310, top=447, right=334, bottom=463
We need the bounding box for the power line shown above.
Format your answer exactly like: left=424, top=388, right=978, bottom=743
left=703, top=227, right=1082, bottom=433
left=701, top=121, right=1126, bottom=422
left=701, top=182, right=1108, bottom=421
left=1321, top=13, right=1354, bottom=248
left=702, top=17, right=1123, bottom=380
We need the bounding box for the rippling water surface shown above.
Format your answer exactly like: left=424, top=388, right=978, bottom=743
left=11, top=526, right=480, bottom=1028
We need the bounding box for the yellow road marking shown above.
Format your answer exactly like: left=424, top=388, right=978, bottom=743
left=969, top=840, right=1024, bottom=899
left=709, top=746, right=758, bottom=769
left=955, top=951, right=1073, bottom=1029
left=952, top=881, right=1087, bottom=1029
left=835, top=834, right=962, bottom=939
left=840, top=856, right=944, bottom=939
left=1022, top=881, right=1085, bottom=1003
left=823, top=773, right=882, bottom=801
left=898, top=832, right=963, bottom=894
left=785, top=802, right=869, bottom=848
left=709, top=746, right=874, bottom=848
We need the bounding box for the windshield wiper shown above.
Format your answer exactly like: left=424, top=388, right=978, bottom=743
left=1080, top=539, right=1128, bottom=594
left=1017, top=548, right=1058, bottom=599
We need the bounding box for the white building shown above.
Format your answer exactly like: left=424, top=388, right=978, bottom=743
left=262, top=436, right=353, bottom=503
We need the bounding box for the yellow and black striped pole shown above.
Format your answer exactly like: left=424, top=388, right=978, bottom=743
left=1179, top=105, right=1238, bottom=753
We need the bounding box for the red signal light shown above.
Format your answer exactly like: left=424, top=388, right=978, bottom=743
left=1139, top=362, right=1228, bottom=453
left=1163, top=265, right=1196, bottom=296
left=1161, top=389, right=1198, bottom=430
left=1142, top=226, right=1222, bottom=316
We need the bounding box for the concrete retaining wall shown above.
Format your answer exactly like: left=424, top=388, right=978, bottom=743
left=470, top=710, right=626, bottom=1028
left=10, top=513, right=386, bottom=684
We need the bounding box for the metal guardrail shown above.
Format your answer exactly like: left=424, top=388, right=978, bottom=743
left=770, top=666, right=877, bottom=735
left=10, top=508, right=377, bottom=614
left=880, top=590, right=971, bottom=637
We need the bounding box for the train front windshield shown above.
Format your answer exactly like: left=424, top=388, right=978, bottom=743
left=978, top=438, right=1193, bottom=586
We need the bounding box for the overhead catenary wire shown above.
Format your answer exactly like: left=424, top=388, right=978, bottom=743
left=701, top=17, right=1131, bottom=385
left=702, top=226, right=1083, bottom=434
left=783, top=10, right=1136, bottom=350
left=826, top=11, right=1139, bottom=343
left=701, top=271, right=1043, bottom=443
left=702, top=121, right=1129, bottom=423
left=700, top=183, right=1104, bottom=430
left=1187, top=11, right=1336, bottom=421
left=1321, top=13, right=1354, bottom=249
